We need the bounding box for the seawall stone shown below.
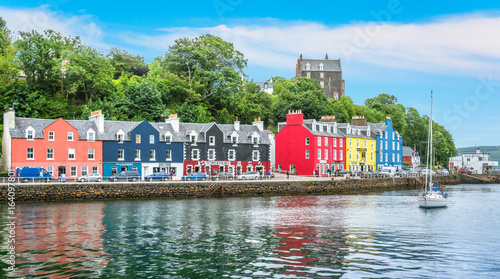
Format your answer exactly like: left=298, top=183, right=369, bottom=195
left=1, top=174, right=491, bottom=203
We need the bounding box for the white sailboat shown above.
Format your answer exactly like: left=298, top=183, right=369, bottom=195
left=418, top=90, right=447, bottom=208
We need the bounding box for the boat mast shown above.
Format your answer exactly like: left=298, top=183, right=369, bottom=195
left=429, top=90, right=433, bottom=189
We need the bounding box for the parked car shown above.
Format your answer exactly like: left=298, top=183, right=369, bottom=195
left=436, top=169, right=449, bottom=175
left=420, top=169, right=436, bottom=176
left=457, top=169, right=473, bottom=174
left=182, top=172, right=207, bottom=181
left=335, top=169, right=350, bottom=176
left=108, top=171, right=140, bottom=182
left=380, top=166, right=397, bottom=177
left=236, top=171, right=260, bottom=180
left=145, top=172, right=171, bottom=181
left=360, top=171, right=373, bottom=178
left=16, top=167, right=54, bottom=183
left=211, top=172, right=234, bottom=180
left=78, top=173, right=103, bottom=182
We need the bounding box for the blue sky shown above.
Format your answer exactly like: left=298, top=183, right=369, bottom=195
left=1, top=0, right=500, bottom=148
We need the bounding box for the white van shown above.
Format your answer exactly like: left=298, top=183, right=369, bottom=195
left=380, top=167, right=397, bottom=177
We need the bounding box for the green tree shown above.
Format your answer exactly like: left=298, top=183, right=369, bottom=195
left=107, top=47, right=148, bottom=79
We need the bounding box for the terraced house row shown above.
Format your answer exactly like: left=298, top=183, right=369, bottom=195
left=2, top=109, right=273, bottom=180
left=275, top=110, right=403, bottom=176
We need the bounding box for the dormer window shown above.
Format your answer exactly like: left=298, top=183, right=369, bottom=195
left=190, top=135, right=197, bottom=143
left=232, top=136, right=238, bottom=144
left=165, top=134, right=172, bottom=144
left=26, top=127, right=35, bottom=140
left=252, top=136, right=259, bottom=145
left=118, top=134, right=124, bottom=143
left=306, top=63, right=311, bottom=70
left=319, top=63, right=324, bottom=70
left=48, top=131, right=54, bottom=141
left=87, top=129, right=95, bottom=142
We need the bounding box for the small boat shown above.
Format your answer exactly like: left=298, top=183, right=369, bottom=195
left=418, top=90, right=447, bottom=208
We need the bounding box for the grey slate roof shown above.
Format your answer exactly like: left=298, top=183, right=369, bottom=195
left=301, top=58, right=341, bottom=72
left=10, top=118, right=55, bottom=139
left=403, top=146, right=414, bottom=157
left=254, top=81, right=273, bottom=90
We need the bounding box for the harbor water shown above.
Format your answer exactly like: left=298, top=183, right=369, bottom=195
left=1, top=183, right=499, bottom=278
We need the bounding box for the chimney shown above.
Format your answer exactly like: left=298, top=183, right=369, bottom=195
left=165, top=113, right=179, bottom=133
left=286, top=109, right=304, bottom=125
left=252, top=116, right=264, bottom=131
left=319, top=115, right=336, bottom=123
left=234, top=116, right=240, bottom=131
left=350, top=116, right=367, bottom=126
left=89, top=110, right=105, bottom=133
left=2, top=109, right=15, bottom=171
left=384, top=115, right=393, bottom=127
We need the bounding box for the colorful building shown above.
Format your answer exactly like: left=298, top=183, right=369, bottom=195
left=275, top=111, right=346, bottom=176
left=368, top=117, right=404, bottom=170
left=337, top=117, right=377, bottom=172
left=2, top=109, right=103, bottom=179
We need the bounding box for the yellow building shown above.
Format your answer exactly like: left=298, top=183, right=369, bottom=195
left=338, top=117, right=377, bottom=172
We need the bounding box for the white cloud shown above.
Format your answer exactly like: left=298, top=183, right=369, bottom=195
left=0, top=6, right=110, bottom=50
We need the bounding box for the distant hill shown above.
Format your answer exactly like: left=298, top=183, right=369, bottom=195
left=457, top=146, right=500, bottom=165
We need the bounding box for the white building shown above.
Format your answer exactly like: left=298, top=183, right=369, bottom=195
left=449, top=148, right=498, bottom=174
left=254, top=81, right=273, bottom=94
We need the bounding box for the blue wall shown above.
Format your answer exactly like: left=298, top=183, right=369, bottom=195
left=376, top=118, right=404, bottom=169
left=102, top=121, right=184, bottom=177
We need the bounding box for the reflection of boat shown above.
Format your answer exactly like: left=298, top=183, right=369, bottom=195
left=418, top=90, right=447, bottom=208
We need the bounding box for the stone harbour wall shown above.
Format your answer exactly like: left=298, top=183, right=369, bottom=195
left=0, top=174, right=492, bottom=203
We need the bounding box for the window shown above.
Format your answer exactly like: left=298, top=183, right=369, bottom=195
left=118, top=134, right=124, bottom=143
left=150, top=135, right=154, bottom=144
left=392, top=142, right=395, bottom=150
left=27, top=148, right=34, bottom=160
left=305, top=138, right=310, bottom=145
left=380, top=141, right=383, bottom=150
left=319, top=63, right=324, bottom=70
left=209, top=136, right=215, bottom=145
left=380, top=152, right=383, bottom=162
left=88, top=131, right=95, bottom=142
left=357, top=151, right=360, bottom=160
left=48, top=131, right=54, bottom=141
left=252, top=136, right=259, bottom=145
left=325, top=149, right=328, bottom=160
left=320, top=81, right=324, bottom=88
left=325, top=137, right=328, bottom=146
left=27, top=129, right=34, bottom=140
left=118, top=149, right=124, bottom=160
left=385, top=153, right=388, bottom=162
left=208, top=149, right=215, bottom=160
left=320, top=72, right=324, bottom=78
left=132, top=166, right=138, bottom=172
left=112, top=166, right=117, bottom=175
left=88, top=149, right=95, bottom=160
left=349, top=138, right=352, bottom=147
left=70, top=166, right=77, bottom=177
left=232, top=136, right=238, bottom=145
left=228, top=150, right=235, bottom=160
left=349, top=151, right=352, bottom=160
left=371, top=141, right=374, bottom=148
left=166, top=150, right=172, bottom=160
left=92, top=166, right=98, bottom=173
left=397, top=143, right=400, bottom=150
left=357, top=139, right=359, bottom=147
left=392, top=154, right=395, bottom=162
left=165, top=135, right=172, bottom=144
left=69, top=148, right=75, bottom=160
left=47, top=166, right=53, bottom=176
left=136, top=134, right=141, bottom=143
left=192, top=149, right=199, bottom=160
left=333, top=138, right=337, bottom=147
left=385, top=141, right=388, bottom=150
left=306, top=63, right=311, bottom=70
left=81, top=166, right=88, bottom=176
left=306, top=72, right=311, bottom=78
left=305, top=150, right=310, bottom=159
left=190, top=135, right=197, bottom=144
left=364, top=140, right=367, bottom=147
left=392, top=132, right=395, bottom=140
left=385, top=131, right=388, bottom=139
left=371, top=152, right=374, bottom=161
left=47, top=148, right=54, bottom=160
left=135, top=150, right=141, bottom=160
left=318, top=149, right=321, bottom=160
left=340, top=139, right=343, bottom=147
left=318, top=137, right=321, bottom=146
left=397, top=154, right=400, bottom=162
left=150, top=150, right=155, bottom=160
left=340, top=150, right=343, bottom=160
left=252, top=151, right=259, bottom=161
left=67, top=132, right=73, bottom=141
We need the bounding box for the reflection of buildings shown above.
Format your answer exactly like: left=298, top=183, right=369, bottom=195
left=15, top=202, right=107, bottom=278
left=273, top=196, right=348, bottom=277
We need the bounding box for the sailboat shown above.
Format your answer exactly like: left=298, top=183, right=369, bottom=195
left=418, top=90, right=447, bottom=208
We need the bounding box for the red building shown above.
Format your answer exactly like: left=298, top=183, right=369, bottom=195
left=275, top=111, right=346, bottom=176
left=3, top=109, right=103, bottom=179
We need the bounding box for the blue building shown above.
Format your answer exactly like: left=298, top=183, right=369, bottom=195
left=368, top=117, right=404, bottom=170
left=90, top=111, right=183, bottom=180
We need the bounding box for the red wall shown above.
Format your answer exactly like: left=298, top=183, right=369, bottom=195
left=11, top=118, right=103, bottom=179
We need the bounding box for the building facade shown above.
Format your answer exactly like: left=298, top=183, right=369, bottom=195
left=2, top=109, right=103, bottom=179
left=368, top=117, right=404, bottom=170
left=295, top=53, right=345, bottom=100
left=275, top=111, right=346, bottom=176
left=449, top=148, right=498, bottom=174
left=402, top=146, right=420, bottom=168
left=338, top=121, right=377, bottom=172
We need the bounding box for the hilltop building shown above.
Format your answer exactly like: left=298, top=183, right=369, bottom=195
left=295, top=53, right=345, bottom=100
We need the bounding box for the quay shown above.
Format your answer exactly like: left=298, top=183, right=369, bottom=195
left=1, top=174, right=498, bottom=203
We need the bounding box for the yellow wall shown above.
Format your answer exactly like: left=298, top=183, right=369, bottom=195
left=346, top=137, right=377, bottom=171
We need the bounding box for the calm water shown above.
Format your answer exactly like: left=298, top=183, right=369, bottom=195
left=1, top=184, right=500, bottom=278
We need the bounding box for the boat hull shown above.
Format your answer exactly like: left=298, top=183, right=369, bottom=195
left=418, top=195, right=447, bottom=208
